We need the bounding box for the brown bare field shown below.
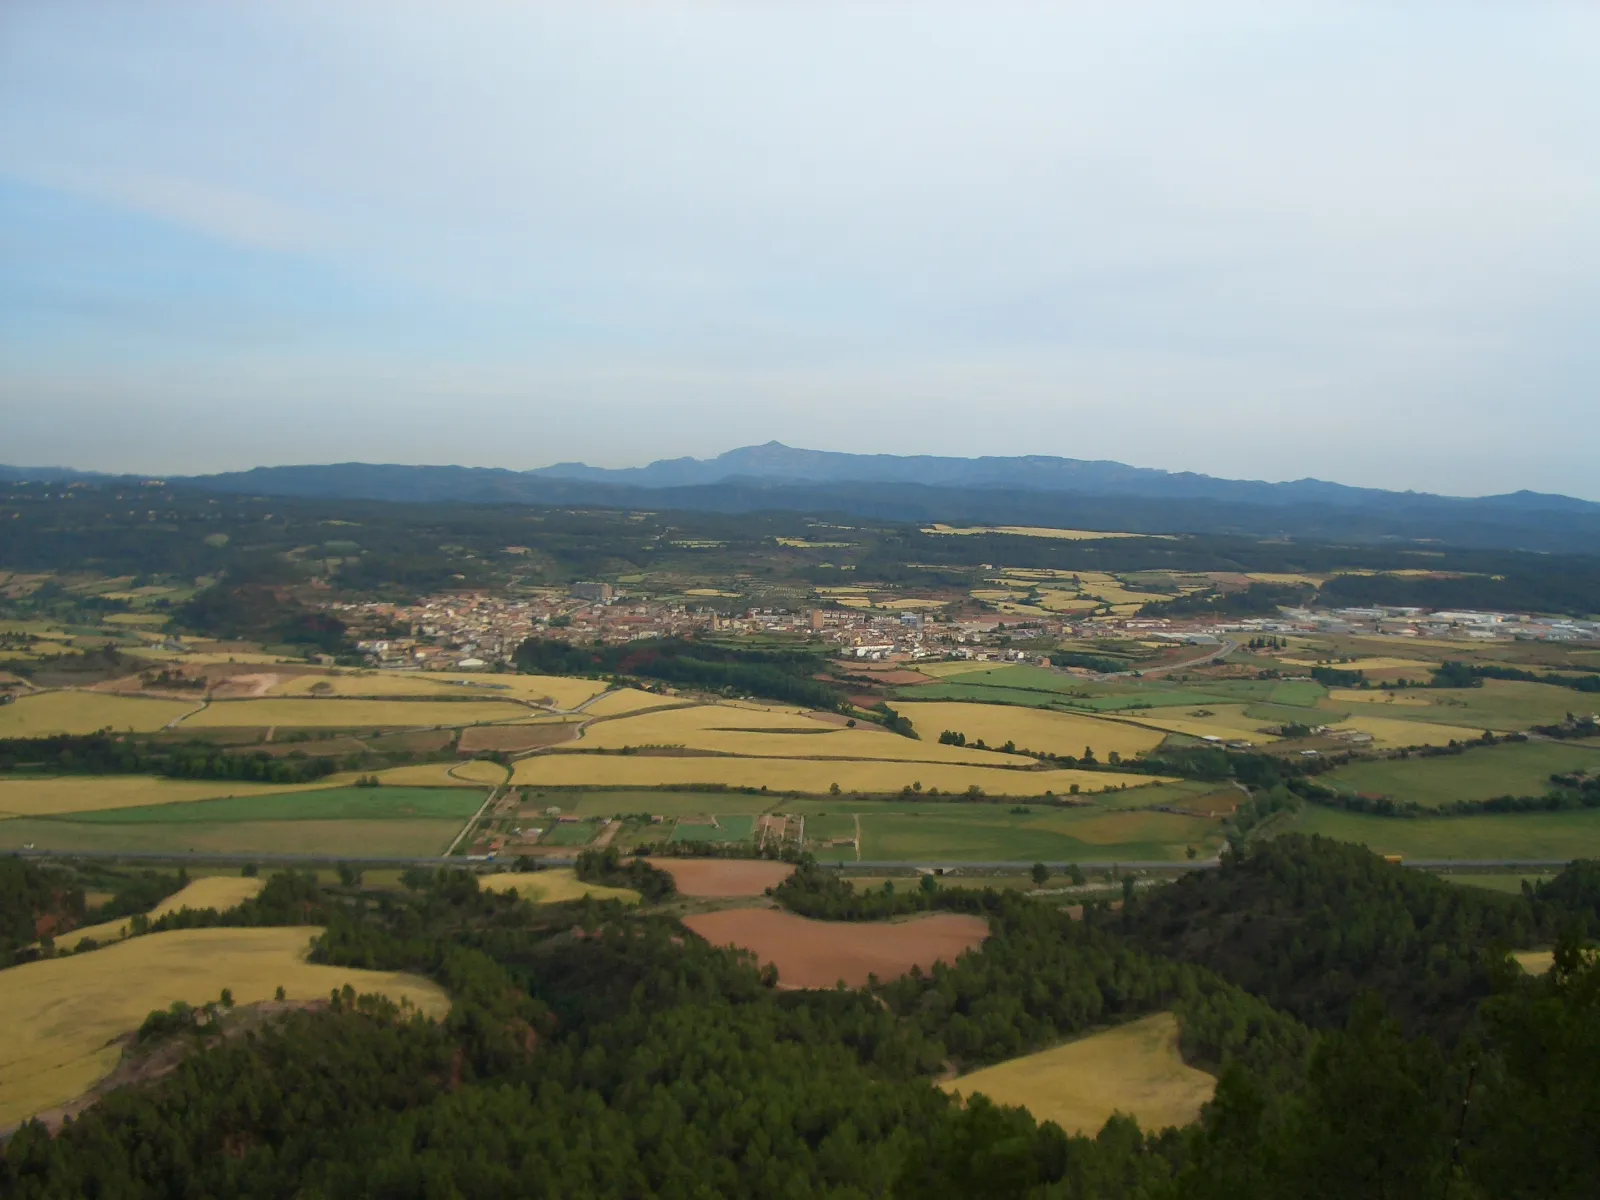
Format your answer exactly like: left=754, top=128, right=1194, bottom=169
left=660, top=859, right=795, bottom=897
left=681, top=908, right=988, bottom=988
left=459, top=721, right=580, bottom=753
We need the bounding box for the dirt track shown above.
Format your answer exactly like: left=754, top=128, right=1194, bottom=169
left=682, top=908, right=988, bottom=988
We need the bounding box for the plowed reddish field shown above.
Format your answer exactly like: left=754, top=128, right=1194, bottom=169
left=682, top=908, right=988, bottom=988
left=661, top=859, right=795, bottom=897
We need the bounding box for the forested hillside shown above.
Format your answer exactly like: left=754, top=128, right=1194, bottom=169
left=3, top=844, right=1599, bottom=1197
left=1113, top=836, right=1543, bottom=1038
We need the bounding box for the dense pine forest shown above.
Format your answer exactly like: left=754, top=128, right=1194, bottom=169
left=2, top=837, right=1598, bottom=1197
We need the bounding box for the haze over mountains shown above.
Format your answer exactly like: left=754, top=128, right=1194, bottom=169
left=5, top=443, right=1599, bottom=554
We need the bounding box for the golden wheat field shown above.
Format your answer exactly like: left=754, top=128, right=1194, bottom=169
left=268, top=672, right=467, bottom=698
left=0, top=926, right=450, bottom=1128
left=67, top=877, right=266, bottom=947
left=0, top=692, right=198, bottom=737
left=426, top=673, right=609, bottom=709
left=1512, top=950, right=1554, bottom=975
left=477, top=868, right=639, bottom=905
left=1117, top=704, right=1279, bottom=745
left=1325, top=715, right=1482, bottom=749
left=513, top=754, right=1168, bottom=796
left=562, top=703, right=1031, bottom=766
left=1326, top=689, right=1435, bottom=708
left=583, top=688, right=688, bottom=718
left=180, top=698, right=528, bottom=729
left=0, top=775, right=343, bottom=819
left=371, top=762, right=490, bottom=787
left=893, top=702, right=1166, bottom=759
left=447, top=759, right=511, bottom=785
left=941, top=1012, right=1215, bottom=1135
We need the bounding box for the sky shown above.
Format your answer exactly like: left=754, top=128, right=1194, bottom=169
left=2, top=2, right=1598, bottom=497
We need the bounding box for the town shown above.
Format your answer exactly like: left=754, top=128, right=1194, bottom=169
left=334, top=580, right=1600, bottom=674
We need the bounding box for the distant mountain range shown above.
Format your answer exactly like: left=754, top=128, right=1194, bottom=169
left=6, top=443, right=1599, bottom=554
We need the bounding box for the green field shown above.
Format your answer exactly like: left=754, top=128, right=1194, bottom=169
left=1323, top=741, right=1600, bottom=807
left=49, top=786, right=487, bottom=825
left=1328, top=680, right=1590, bottom=733
left=0, top=817, right=462, bottom=857
left=670, top=814, right=756, bottom=843
left=1086, top=779, right=1234, bottom=812
left=548, top=790, right=781, bottom=817
left=770, top=798, right=1222, bottom=863
left=1243, top=701, right=1342, bottom=726
left=1283, top=805, right=1600, bottom=861
left=800, top=813, right=858, bottom=845
left=539, top=821, right=600, bottom=847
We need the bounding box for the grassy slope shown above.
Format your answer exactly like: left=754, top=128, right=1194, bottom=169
left=1324, top=740, right=1600, bottom=806
left=941, top=1012, right=1214, bottom=1135
left=50, top=787, right=486, bottom=825
left=1284, top=805, right=1600, bottom=860
left=0, top=818, right=464, bottom=857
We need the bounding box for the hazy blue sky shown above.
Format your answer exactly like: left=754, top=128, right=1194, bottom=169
left=3, top=3, right=1597, bottom=496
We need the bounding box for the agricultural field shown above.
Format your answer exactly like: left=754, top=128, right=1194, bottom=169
left=511, top=754, right=1166, bottom=797
left=48, top=786, right=485, bottom=826
left=1283, top=805, right=1600, bottom=861
left=267, top=672, right=468, bottom=698
left=922, top=524, right=1152, bottom=540
left=373, top=762, right=494, bottom=787
left=892, top=702, right=1165, bottom=758
left=670, top=814, right=756, bottom=843
left=430, top=673, right=609, bottom=709
left=681, top=908, right=989, bottom=988
left=0, top=817, right=466, bottom=858
left=582, top=688, right=687, bottom=718
left=850, top=804, right=1222, bottom=864
left=539, top=790, right=778, bottom=818
left=457, top=718, right=582, bottom=753
left=1323, top=714, right=1492, bottom=749
left=1119, top=704, right=1280, bottom=745
left=179, top=698, right=529, bottom=729
left=0, top=775, right=350, bottom=819
left=0, top=692, right=198, bottom=737
left=68, top=876, right=266, bottom=947
left=1319, top=680, right=1591, bottom=733
left=539, top=820, right=602, bottom=847
left=559, top=702, right=1027, bottom=766
left=0, top=926, right=450, bottom=1130
left=1325, top=740, right=1600, bottom=806
left=446, top=759, right=510, bottom=786
left=658, top=859, right=795, bottom=897
left=941, top=1012, right=1214, bottom=1135
left=477, top=868, right=638, bottom=905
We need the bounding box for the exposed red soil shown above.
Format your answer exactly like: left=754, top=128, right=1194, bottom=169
left=682, top=908, right=988, bottom=988
left=661, top=859, right=795, bottom=897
